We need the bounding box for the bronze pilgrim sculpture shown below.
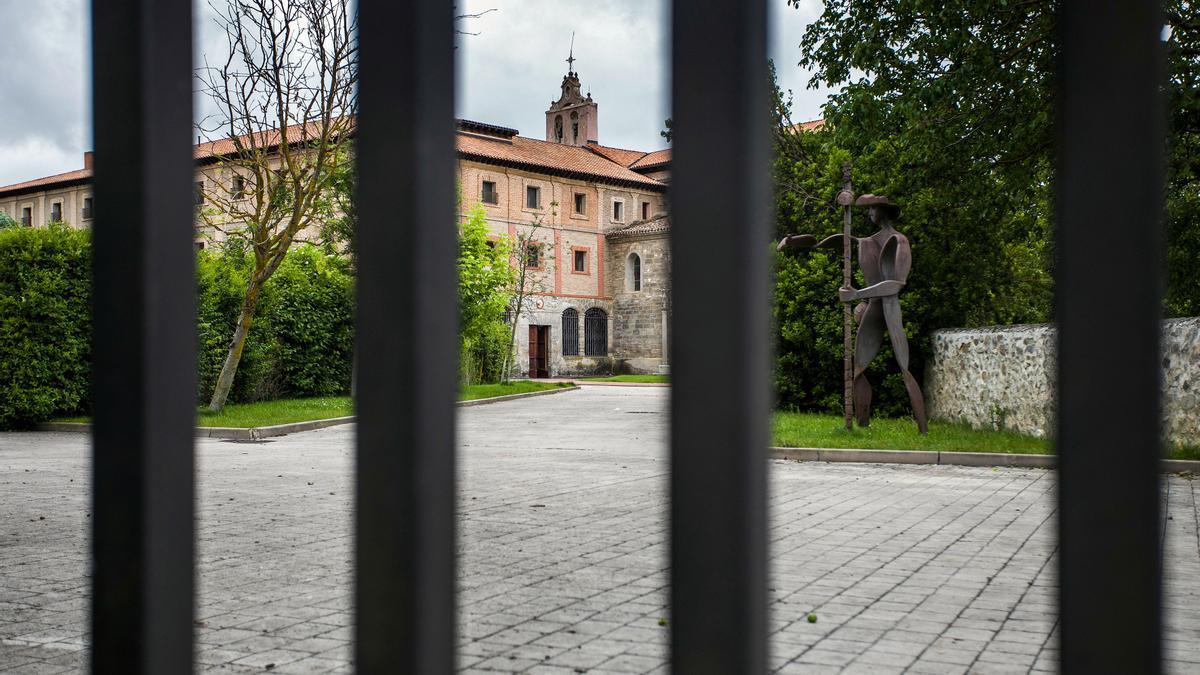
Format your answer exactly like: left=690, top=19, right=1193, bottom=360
left=777, top=194, right=929, bottom=433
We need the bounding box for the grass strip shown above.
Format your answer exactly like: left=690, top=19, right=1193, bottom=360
left=56, top=381, right=574, bottom=428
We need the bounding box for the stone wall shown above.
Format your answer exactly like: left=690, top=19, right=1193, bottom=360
left=605, top=233, right=671, bottom=373
left=512, top=295, right=614, bottom=378
left=927, top=318, right=1200, bottom=447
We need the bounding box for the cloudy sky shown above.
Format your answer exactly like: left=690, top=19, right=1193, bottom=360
left=0, top=0, right=835, bottom=187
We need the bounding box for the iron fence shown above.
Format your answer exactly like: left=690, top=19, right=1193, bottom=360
left=87, top=0, right=1165, bottom=673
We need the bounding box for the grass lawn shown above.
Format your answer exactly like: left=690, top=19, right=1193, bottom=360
left=773, top=412, right=1048, bottom=454
left=56, top=381, right=573, bottom=428
left=457, top=380, right=575, bottom=401
left=773, top=412, right=1200, bottom=461
left=581, top=374, right=670, bottom=384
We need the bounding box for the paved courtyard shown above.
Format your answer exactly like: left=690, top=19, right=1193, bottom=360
left=1, top=386, right=1198, bottom=674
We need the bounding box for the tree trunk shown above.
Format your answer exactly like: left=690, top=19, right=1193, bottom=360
left=208, top=278, right=264, bottom=412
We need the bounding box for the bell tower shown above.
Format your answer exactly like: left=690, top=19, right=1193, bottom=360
left=546, top=37, right=598, bottom=146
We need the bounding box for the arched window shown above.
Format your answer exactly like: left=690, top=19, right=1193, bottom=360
left=584, top=308, right=608, bottom=356
left=626, top=252, right=642, bottom=292
left=554, top=115, right=564, bottom=142
left=562, top=308, right=579, bottom=356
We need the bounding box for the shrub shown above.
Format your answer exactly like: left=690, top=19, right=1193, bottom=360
left=0, top=235, right=354, bottom=429
left=197, top=242, right=354, bottom=403
left=0, top=226, right=92, bottom=429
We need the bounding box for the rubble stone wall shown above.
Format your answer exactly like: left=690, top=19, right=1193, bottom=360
left=927, top=318, right=1200, bottom=447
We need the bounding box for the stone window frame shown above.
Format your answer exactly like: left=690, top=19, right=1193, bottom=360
left=525, top=241, right=545, bottom=270
left=611, top=198, right=625, bottom=223
left=20, top=203, right=34, bottom=227
left=81, top=195, right=94, bottom=221
left=570, top=245, right=590, bottom=275
left=641, top=200, right=651, bottom=220
left=522, top=178, right=551, bottom=215
left=49, top=200, right=64, bottom=224
left=561, top=307, right=580, bottom=356
left=481, top=179, right=499, bottom=205
left=573, top=192, right=586, bottom=216
left=231, top=174, right=247, bottom=200
left=626, top=251, right=642, bottom=292
left=584, top=307, right=609, bottom=356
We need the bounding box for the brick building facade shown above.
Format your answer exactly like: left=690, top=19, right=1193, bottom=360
left=0, top=68, right=673, bottom=378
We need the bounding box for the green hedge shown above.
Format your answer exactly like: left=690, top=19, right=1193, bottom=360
left=0, top=231, right=354, bottom=429
left=196, top=243, right=354, bottom=403
left=0, top=226, right=92, bottom=429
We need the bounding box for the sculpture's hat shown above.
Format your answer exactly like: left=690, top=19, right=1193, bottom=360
left=856, top=193, right=900, bottom=216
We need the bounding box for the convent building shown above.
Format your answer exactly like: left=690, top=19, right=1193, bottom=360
left=0, top=67, right=673, bottom=378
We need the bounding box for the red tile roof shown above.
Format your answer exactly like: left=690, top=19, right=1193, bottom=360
left=457, top=134, right=666, bottom=190
left=630, top=148, right=671, bottom=171
left=586, top=142, right=672, bottom=174
left=606, top=215, right=670, bottom=239
left=0, top=168, right=92, bottom=197
left=0, top=119, right=669, bottom=197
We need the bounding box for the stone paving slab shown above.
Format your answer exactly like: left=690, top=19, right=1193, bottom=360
left=1, top=387, right=1198, bottom=673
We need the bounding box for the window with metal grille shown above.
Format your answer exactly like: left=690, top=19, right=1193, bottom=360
left=81, top=198, right=93, bottom=220
left=50, top=202, right=63, bottom=223
left=21, top=207, right=31, bottom=226
left=584, top=308, right=607, bottom=356
left=562, top=308, right=579, bottom=356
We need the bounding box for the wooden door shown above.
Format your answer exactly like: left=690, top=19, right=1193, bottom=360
left=528, top=325, right=549, bottom=378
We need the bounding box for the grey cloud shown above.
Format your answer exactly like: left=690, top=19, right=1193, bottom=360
left=0, top=0, right=835, bottom=186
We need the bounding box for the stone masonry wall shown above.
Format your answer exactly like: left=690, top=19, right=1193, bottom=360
left=605, top=234, right=670, bottom=373
left=927, top=318, right=1200, bottom=447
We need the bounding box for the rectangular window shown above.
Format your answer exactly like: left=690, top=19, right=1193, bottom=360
left=574, top=249, right=587, bottom=273
left=82, top=198, right=94, bottom=220
left=194, top=241, right=206, bottom=251
left=232, top=175, right=245, bottom=200
left=526, top=185, right=540, bottom=209
left=195, top=181, right=205, bottom=205
left=642, top=201, right=650, bottom=220
left=21, top=207, right=32, bottom=226
left=50, top=202, right=63, bottom=223
left=613, top=200, right=623, bottom=221
left=574, top=193, right=586, bottom=214
left=482, top=180, right=498, bottom=205
left=526, top=243, right=541, bottom=269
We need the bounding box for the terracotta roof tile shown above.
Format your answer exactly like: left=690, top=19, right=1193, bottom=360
left=606, top=215, right=670, bottom=239
left=457, top=134, right=666, bottom=190
left=629, top=148, right=671, bottom=170
left=0, top=168, right=92, bottom=196
left=1, top=118, right=668, bottom=197
left=585, top=143, right=648, bottom=167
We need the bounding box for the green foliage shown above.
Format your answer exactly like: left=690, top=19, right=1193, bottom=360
left=0, top=211, right=17, bottom=230
left=0, top=226, right=92, bottom=429
left=197, top=242, right=354, bottom=403
left=458, top=204, right=513, bottom=385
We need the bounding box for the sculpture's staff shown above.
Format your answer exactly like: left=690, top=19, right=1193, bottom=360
left=837, top=163, right=854, bottom=431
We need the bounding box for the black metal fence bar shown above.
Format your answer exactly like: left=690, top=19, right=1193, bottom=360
left=1056, top=1, right=1164, bottom=672
left=90, top=0, right=197, bottom=672
left=670, top=1, right=770, bottom=672
left=354, top=0, right=458, bottom=672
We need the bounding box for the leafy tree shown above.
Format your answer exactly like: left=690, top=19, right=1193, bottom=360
left=458, top=204, right=512, bottom=384
left=195, top=0, right=358, bottom=411
left=0, top=211, right=16, bottom=230
left=775, top=0, right=1199, bottom=415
